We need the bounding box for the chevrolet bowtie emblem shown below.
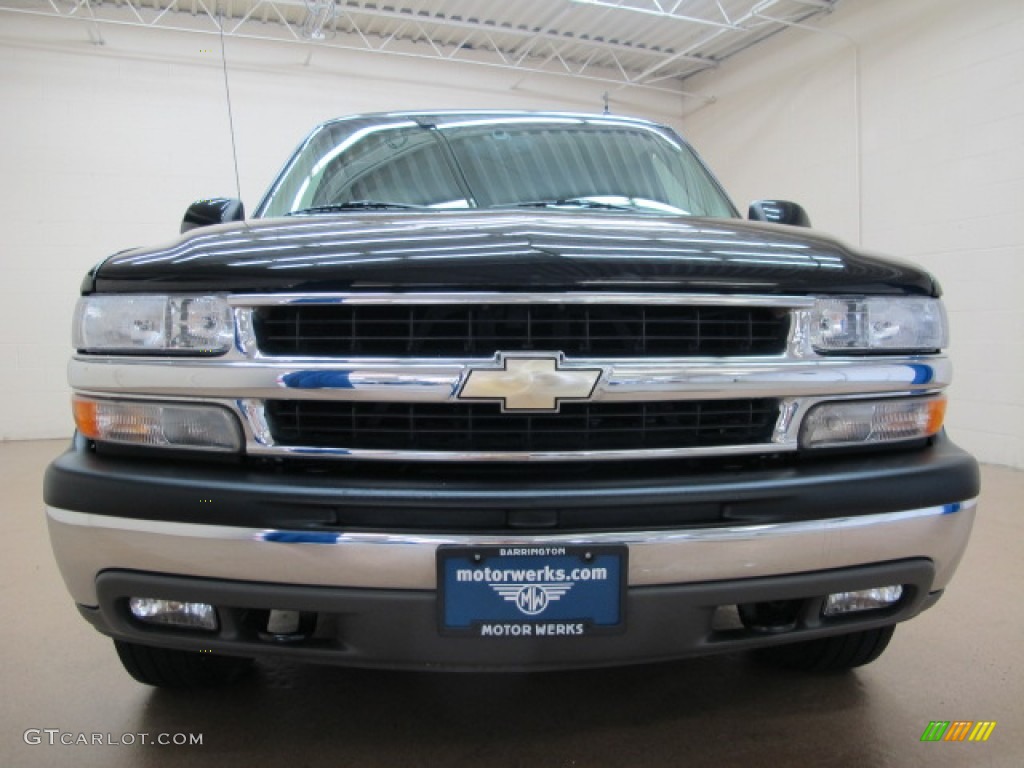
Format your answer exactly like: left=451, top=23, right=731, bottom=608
left=458, top=354, right=603, bottom=412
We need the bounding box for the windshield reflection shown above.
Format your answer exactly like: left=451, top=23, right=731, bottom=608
left=256, top=113, right=737, bottom=220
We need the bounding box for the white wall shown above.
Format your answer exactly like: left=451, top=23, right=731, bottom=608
left=681, top=0, right=1024, bottom=469
left=0, top=15, right=683, bottom=441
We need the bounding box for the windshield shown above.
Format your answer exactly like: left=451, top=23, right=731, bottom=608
left=256, top=115, right=737, bottom=219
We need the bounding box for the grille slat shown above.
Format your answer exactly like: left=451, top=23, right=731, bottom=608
left=265, top=400, right=779, bottom=453
left=254, top=305, right=789, bottom=357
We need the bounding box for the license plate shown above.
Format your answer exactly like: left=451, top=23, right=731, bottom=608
left=438, top=545, right=626, bottom=637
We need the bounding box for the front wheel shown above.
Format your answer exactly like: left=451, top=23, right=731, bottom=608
left=114, top=640, right=252, bottom=688
left=755, top=625, right=896, bottom=672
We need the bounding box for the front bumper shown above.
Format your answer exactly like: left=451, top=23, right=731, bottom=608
left=47, top=499, right=977, bottom=670
left=48, top=500, right=976, bottom=601
left=44, top=435, right=979, bottom=670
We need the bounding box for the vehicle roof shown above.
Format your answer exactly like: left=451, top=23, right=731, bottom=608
left=314, top=110, right=668, bottom=131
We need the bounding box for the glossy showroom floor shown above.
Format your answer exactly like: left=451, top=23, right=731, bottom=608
left=3, top=439, right=1022, bottom=767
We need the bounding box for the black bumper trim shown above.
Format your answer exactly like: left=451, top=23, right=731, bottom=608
left=44, top=433, right=979, bottom=533
left=85, top=560, right=938, bottom=672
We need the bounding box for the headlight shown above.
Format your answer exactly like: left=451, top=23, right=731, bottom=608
left=73, top=295, right=233, bottom=354
left=800, top=396, right=946, bottom=449
left=73, top=396, right=242, bottom=452
left=811, top=297, right=947, bottom=353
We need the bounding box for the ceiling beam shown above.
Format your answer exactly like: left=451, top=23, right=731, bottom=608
left=328, top=1, right=716, bottom=68
left=0, top=3, right=696, bottom=96
left=569, top=0, right=741, bottom=31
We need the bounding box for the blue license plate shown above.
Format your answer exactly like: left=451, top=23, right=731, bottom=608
left=438, top=545, right=626, bottom=637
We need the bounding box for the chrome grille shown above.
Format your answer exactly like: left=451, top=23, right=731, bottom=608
left=252, top=304, right=789, bottom=358
left=72, top=291, right=951, bottom=462
left=264, top=399, right=780, bottom=454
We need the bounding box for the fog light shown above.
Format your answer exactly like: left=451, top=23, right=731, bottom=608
left=129, top=597, right=218, bottom=631
left=823, top=586, right=903, bottom=616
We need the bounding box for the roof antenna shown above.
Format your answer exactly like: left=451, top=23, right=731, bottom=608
left=217, top=7, right=245, bottom=212
left=602, top=91, right=611, bottom=115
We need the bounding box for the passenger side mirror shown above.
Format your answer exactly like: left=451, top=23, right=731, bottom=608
left=181, top=198, right=245, bottom=234
left=748, top=200, right=811, bottom=228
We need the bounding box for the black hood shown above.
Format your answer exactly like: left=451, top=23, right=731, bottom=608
left=91, top=210, right=938, bottom=296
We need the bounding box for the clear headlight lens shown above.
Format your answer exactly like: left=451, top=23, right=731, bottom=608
left=811, top=297, right=947, bottom=353
left=73, top=396, right=242, bottom=452
left=73, top=295, right=233, bottom=354
left=800, top=396, right=946, bottom=449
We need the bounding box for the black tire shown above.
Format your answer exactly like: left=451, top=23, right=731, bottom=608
left=114, top=640, right=252, bottom=688
left=755, top=625, right=896, bottom=672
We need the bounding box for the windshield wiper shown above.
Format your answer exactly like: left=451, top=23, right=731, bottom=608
left=502, top=197, right=635, bottom=211
left=287, top=201, right=423, bottom=215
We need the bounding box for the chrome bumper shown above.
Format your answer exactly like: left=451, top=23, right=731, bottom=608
left=48, top=500, right=977, bottom=607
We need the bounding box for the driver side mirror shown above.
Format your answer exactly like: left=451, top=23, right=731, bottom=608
left=181, top=198, right=245, bottom=234
left=748, top=200, right=811, bottom=228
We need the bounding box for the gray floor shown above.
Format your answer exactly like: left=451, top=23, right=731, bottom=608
left=3, top=439, right=1022, bottom=767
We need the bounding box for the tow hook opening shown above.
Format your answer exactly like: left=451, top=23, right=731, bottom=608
left=737, top=599, right=804, bottom=634
left=258, top=609, right=318, bottom=642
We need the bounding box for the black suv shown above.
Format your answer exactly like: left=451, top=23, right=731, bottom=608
left=45, top=111, right=979, bottom=687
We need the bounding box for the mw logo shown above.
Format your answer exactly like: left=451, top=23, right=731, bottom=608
left=491, top=583, right=574, bottom=616
left=920, top=720, right=996, bottom=742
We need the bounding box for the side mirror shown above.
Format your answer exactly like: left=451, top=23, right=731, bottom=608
left=748, top=200, right=811, bottom=228
left=181, top=198, right=245, bottom=234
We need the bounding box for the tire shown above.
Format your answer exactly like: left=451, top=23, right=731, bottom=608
left=755, top=625, right=896, bottom=672
left=114, top=640, right=252, bottom=688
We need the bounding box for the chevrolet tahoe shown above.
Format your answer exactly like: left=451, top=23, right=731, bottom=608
left=44, top=111, right=980, bottom=687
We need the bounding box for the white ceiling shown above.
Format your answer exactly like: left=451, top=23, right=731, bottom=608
left=1, top=0, right=841, bottom=94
